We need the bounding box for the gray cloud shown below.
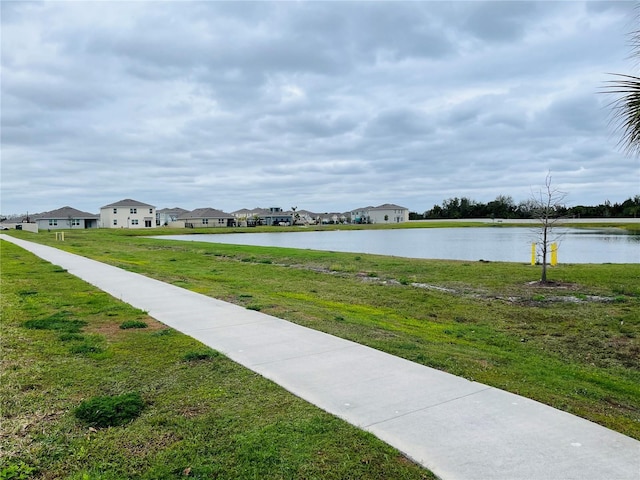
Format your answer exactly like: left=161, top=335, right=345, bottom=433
left=1, top=1, right=637, bottom=216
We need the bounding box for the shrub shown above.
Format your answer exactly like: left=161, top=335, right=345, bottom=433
left=74, top=392, right=144, bottom=428
left=182, top=350, right=220, bottom=362
left=23, top=313, right=87, bottom=333
left=119, top=320, right=148, bottom=329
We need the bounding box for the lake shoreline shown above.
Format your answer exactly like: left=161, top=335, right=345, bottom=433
left=154, top=226, right=639, bottom=264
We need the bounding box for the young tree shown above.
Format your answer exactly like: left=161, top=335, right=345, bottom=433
left=531, top=173, right=567, bottom=283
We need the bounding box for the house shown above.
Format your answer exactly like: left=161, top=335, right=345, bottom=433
left=156, top=207, right=188, bottom=226
left=100, top=199, right=156, bottom=228
left=350, top=206, right=373, bottom=224
left=296, top=209, right=320, bottom=225
left=178, top=208, right=235, bottom=228
left=31, top=206, right=99, bottom=230
left=260, top=207, right=294, bottom=226
left=350, top=204, right=409, bottom=224
left=318, top=212, right=349, bottom=224
left=231, top=207, right=293, bottom=226
left=231, top=208, right=258, bottom=227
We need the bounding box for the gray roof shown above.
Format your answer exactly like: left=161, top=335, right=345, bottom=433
left=31, top=206, right=99, bottom=220
left=178, top=208, right=234, bottom=220
left=370, top=203, right=407, bottom=210
left=351, top=204, right=407, bottom=212
left=101, top=198, right=155, bottom=209
left=157, top=207, right=188, bottom=214
left=351, top=205, right=375, bottom=212
left=231, top=208, right=255, bottom=215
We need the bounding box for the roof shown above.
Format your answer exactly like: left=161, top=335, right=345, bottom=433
left=101, top=198, right=155, bottom=209
left=370, top=203, right=408, bottom=211
left=351, top=204, right=407, bottom=212
left=31, top=206, right=99, bottom=220
left=178, top=208, right=234, bottom=220
left=157, top=207, right=188, bottom=214
left=231, top=208, right=254, bottom=215
left=351, top=205, right=375, bottom=212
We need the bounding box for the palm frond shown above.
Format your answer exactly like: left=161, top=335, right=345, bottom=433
left=603, top=73, right=640, bottom=157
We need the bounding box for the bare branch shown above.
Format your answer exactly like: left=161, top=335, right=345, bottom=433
left=529, top=173, right=568, bottom=283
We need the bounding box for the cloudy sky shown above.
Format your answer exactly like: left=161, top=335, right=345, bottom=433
left=2, top=1, right=638, bottom=215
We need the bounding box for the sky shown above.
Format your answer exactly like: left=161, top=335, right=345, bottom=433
left=2, top=1, right=639, bottom=216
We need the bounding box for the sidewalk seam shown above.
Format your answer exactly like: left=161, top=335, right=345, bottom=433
left=364, top=386, right=493, bottom=428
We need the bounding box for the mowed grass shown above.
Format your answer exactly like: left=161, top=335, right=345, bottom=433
left=3, top=227, right=640, bottom=442
left=0, top=241, right=433, bottom=479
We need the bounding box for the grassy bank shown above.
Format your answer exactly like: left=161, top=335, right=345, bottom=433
left=1, top=240, right=433, bottom=479
left=3, top=228, right=639, bottom=444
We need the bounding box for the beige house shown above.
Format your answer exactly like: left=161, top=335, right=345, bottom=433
left=178, top=208, right=235, bottom=228
left=100, top=199, right=156, bottom=229
left=350, top=204, right=409, bottom=224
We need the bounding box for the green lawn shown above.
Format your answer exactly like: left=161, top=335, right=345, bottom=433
left=1, top=240, right=433, bottom=479
left=2, top=226, right=639, bottom=475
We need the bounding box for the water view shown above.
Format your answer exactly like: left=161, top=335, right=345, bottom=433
left=156, top=227, right=640, bottom=264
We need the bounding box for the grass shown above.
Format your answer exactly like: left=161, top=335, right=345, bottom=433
left=2, top=226, right=639, bottom=453
left=0, top=240, right=432, bottom=479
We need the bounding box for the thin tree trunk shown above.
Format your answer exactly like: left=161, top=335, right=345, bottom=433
left=541, top=224, right=548, bottom=283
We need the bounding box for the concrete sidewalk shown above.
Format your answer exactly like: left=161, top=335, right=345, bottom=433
left=2, top=235, right=639, bottom=480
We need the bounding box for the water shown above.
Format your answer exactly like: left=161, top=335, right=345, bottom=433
left=155, top=227, right=640, bottom=264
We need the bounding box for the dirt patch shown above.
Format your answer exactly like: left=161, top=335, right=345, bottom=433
left=87, top=316, right=167, bottom=339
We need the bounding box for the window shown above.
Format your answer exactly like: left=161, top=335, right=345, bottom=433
left=113, top=208, right=117, bottom=214
left=218, top=218, right=226, bottom=225
left=130, top=208, right=137, bottom=214
left=49, top=219, right=58, bottom=226
left=149, top=208, right=153, bottom=214
left=113, top=219, right=118, bottom=225
left=71, top=219, right=80, bottom=226
left=202, top=219, right=209, bottom=225
left=131, top=219, right=139, bottom=225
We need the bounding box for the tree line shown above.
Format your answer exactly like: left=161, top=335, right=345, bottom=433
left=410, top=195, right=640, bottom=220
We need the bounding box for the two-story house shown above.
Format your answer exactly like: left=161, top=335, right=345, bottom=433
left=100, top=199, right=156, bottom=229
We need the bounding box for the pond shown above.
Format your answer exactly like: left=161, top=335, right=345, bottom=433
left=155, top=227, right=640, bottom=264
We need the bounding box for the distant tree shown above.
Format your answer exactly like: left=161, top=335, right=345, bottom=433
left=621, top=195, right=640, bottom=217
left=531, top=173, right=568, bottom=283
left=487, top=195, right=515, bottom=219
left=427, top=204, right=443, bottom=218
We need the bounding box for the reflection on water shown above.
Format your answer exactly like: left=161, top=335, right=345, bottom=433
left=154, top=227, right=640, bottom=264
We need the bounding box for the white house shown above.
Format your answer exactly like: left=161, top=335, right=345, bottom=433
left=350, top=204, right=409, bottom=224
left=31, top=206, right=99, bottom=230
left=231, top=207, right=293, bottom=226
left=296, top=209, right=320, bottom=225
left=178, top=208, right=235, bottom=228
left=157, top=207, right=188, bottom=226
left=100, top=199, right=156, bottom=229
